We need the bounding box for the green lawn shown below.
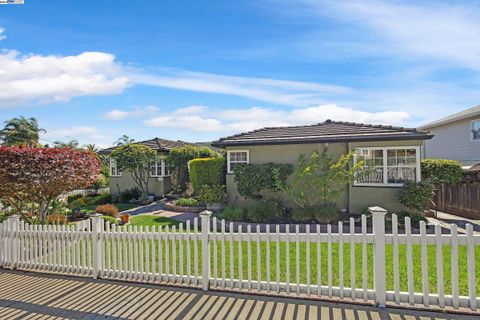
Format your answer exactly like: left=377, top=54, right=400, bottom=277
left=129, top=215, right=181, bottom=228
left=101, top=235, right=480, bottom=296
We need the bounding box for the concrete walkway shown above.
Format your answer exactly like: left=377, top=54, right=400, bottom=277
left=0, top=270, right=476, bottom=320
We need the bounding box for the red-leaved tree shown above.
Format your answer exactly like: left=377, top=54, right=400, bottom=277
left=0, top=147, right=100, bottom=222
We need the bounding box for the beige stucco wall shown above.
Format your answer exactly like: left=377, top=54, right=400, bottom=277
left=109, top=174, right=171, bottom=197
left=226, top=142, right=349, bottom=208
left=422, top=116, right=480, bottom=166
left=226, top=139, right=426, bottom=214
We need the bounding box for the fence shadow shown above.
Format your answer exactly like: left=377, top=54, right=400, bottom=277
left=0, top=270, right=473, bottom=320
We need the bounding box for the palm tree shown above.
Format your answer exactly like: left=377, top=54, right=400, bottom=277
left=0, top=116, right=46, bottom=148
left=114, top=134, right=135, bottom=146
left=53, top=139, right=79, bottom=149
left=83, top=144, right=98, bottom=152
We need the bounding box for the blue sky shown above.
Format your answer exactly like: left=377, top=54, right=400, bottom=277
left=1, top=0, right=479, bottom=147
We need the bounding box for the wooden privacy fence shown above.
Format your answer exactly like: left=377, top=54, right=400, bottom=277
left=434, top=171, right=480, bottom=219
left=0, top=208, right=479, bottom=312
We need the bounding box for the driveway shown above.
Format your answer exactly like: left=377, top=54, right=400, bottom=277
left=0, top=270, right=476, bottom=319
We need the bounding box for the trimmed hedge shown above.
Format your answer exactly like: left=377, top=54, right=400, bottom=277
left=421, top=159, right=463, bottom=184
left=233, top=163, right=292, bottom=199
left=189, top=157, right=225, bottom=192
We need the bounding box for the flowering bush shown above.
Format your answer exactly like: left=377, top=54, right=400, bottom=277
left=95, top=204, right=118, bottom=218
left=0, top=146, right=99, bottom=222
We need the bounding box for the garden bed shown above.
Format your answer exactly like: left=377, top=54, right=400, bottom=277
left=164, top=202, right=206, bottom=213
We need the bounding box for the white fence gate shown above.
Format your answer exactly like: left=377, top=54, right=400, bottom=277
left=0, top=207, right=478, bottom=312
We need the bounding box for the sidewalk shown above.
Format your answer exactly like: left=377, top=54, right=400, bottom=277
left=0, top=270, right=476, bottom=320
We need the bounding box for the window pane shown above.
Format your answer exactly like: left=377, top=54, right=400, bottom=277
left=356, top=148, right=384, bottom=184
left=387, top=167, right=416, bottom=183
left=472, top=120, right=480, bottom=140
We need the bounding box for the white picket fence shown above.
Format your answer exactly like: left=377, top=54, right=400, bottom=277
left=0, top=207, right=478, bottom=312
left=60, top=187, right=109, bottom=198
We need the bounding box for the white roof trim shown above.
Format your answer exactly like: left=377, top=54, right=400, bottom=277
left=419, top=105, right=480, bottom=130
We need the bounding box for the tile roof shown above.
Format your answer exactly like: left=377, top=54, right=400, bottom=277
left=418, top=105, right=480, bottom=130
left=212, top=120, right=432, bottom=147
left=98, top=138, right=191, bottom=154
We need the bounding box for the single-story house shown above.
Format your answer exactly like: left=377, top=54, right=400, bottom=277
left=418, top=105, right=480, bottom=170
left=212, top=120, right=433, bottom=214
left=99, top=138, right=190, bottom=197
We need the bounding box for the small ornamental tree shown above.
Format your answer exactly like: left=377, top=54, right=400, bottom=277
left=0, top=146, right=99, bottom=222
left=287, top=149, right=365, bottom=209
left=111, top=144, right=156, bottom=197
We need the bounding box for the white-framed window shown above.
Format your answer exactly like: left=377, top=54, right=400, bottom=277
left=227, top=150, right=249, bottom=173
left=354, top=146, right=420, bottom=187
left=471, top=119, right=480, bottom=141
left=150, top=156, right=170, bottom=177
left=110, top=158, right=122, bottom=177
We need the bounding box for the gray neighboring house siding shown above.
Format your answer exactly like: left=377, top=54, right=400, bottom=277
left=419, top=105, right=480, bottom=167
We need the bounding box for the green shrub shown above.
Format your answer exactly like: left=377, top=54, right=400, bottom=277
left=314, top=204, right=338, bottom=224
left=395, top=210, right=425, bottom=227
left=67, top=193, right=84, bottom=203
left=166, top=145, right=221, bottom=191
left=246, top=200, right=281, bottom=223
left=189, top=158, right=225, bottom=192
left=89, top=193, right=112, bottom=205
left=95, top=204, right=118, bottom=217
left=421, top=159, right=463, bottom=184
left=198, top=185, right=226, bottom=204
left=292, top=204, right=338, bottom=224
left=291, top=207, right=316, bottom=223
left=0, top=212, right=9, bottom=223
left=68, top=197, right=89, bottom=209
left=119, top=188, right=141, bottom=203
left=220, top=206, right=245, bottom=221
left=176, top=198, right=200, bottom=207
left=233, top=163, right=292, bottom=199
left=101, top=215, right=117, bottom=225
left=398, top=181, right=434, bottom=214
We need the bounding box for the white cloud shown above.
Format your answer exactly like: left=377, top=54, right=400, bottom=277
left=0, top=50, right=129, bottom=105
left=0, top=28, right=6, bottom=41
left=144, top=104, right=410, bottom=134
left=103, top=105, right=159, bottom=120
left=131, top=69, right=351, bottom=106
left=296, top=0, right=480, bottom=69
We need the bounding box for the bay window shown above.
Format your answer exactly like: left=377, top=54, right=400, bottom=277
left=354, top=146, right=420, bottom=186
left=227, top=150, right=249, bottom=173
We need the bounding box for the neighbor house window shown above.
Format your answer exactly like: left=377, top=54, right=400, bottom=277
left=354, top=146, right=420, bottom=186
left=110, top=158, right=122, bottom=177
left=227, top=150, right=249, bottom=173
left=150, top=157, right=170, bottom=177
left=472, top=120, right=480, bottom=141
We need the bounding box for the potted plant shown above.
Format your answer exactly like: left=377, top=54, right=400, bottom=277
left=120, top=213, right=130, bottom=224
left=199, top=185, right=226, bottom=212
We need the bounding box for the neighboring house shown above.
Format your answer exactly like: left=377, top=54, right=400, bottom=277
left=418, top=105, right=480, bottom=169
left=99, top=138, right=190, bottom=197
left=212, top=120, right=433, bottom=213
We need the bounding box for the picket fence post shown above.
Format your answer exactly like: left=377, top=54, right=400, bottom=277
left=200, top=210, right=212, bottom=291
left=369, top=206, right=387, bottom=307
left=90, top=213, right=103, bottom=279
left=7, top=215, right=20, bottom=270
